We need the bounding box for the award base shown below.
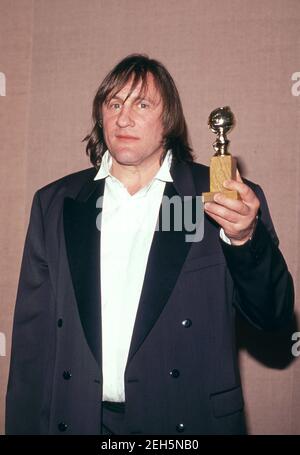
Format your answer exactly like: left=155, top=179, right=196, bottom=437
left=202, top=189, right=239, bottom=203
left=202, top=155, right=240, bottom=203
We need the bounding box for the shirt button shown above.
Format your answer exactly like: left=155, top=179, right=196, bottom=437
left=182, top=319, right=192, bottom=328
left=58, top=422, right=68, bottom=432
left=57, top=318, right=63, bottom=328
left=63, top=370, right=72, bottom=380
left=170, top=369, right=180, bottom=378
left=176, top=423, right=185, bottom=433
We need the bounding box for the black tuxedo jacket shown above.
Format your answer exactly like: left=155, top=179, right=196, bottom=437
left=6, top=159, right=294, bottom=435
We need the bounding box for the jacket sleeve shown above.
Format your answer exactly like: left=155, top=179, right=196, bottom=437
left=220, top=184, right=294, bottom=331
left=5, top=190, right=56, bottom=434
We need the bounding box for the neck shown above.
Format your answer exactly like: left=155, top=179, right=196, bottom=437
left=110, top=152, right=165, bottom=195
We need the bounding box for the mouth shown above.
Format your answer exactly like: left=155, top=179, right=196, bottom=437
left=116, top=135, right=140, bottom=141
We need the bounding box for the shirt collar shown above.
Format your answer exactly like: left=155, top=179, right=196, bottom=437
left=94, top=149, right=173, bottom=183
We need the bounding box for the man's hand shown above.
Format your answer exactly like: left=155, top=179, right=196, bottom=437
left=204, top=170, right=260, bottom=246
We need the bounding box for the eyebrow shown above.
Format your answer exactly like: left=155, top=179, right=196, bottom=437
left=106, top=94, right=157, bottom=105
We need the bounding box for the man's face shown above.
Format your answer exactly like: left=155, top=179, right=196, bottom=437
left=102, top=73, right=164, bottom=168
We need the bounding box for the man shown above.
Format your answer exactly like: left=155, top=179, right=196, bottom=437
left=6, top=54, right=294, bottom=435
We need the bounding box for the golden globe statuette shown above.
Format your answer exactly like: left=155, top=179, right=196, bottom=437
left=202, top=106, right=239, bottom=203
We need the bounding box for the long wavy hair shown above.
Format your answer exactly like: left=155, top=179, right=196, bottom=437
left=83, top=54, right=194, bottom=168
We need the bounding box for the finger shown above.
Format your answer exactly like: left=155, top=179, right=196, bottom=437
left=204, top=209, right=236, bottom=233
left=236, top=168, right=243, bottom=183
left=213, top=193, right=250, bottom=216
left=204, top=201, right=240, bottom=224
left=223, top=179, right=256, bottom=204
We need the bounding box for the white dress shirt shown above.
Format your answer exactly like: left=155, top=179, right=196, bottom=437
left=94, top=149, right=173, bottom=402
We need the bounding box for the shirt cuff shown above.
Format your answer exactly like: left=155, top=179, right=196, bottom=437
left=220, top=228, right=231, bottom=245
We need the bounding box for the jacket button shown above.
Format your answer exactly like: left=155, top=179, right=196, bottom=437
left=170, top=369, right=180, bottom=378
left=58, top=422, right=68, bottom=432
left=63, top=370, right=72, bottom=380
left=57, top=319, right=63, bottom=328
left=176, top=423, right=185, bottom=432
left=182, top=319, right=192, bottom=328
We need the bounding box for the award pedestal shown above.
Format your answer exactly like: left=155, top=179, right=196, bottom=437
left=202, top=155, right=239, bottom=202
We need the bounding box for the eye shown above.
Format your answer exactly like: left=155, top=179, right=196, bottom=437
left=138, top=101, right=150, bottom=109
left=108, top=101, right=122, bottom=110
left=111, top=102, right=121, bottom=110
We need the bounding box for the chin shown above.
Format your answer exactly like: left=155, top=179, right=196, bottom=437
left=111, top=148, right=141, bottom=165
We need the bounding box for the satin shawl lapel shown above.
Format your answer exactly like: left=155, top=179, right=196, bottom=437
left=63, top=177, right=104, bottom=366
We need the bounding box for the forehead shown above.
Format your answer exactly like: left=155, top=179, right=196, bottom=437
left=106, top=72, right=162, bottom=102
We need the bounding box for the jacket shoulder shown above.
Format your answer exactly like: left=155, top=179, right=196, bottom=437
left=187, top=160, right=209, bottom=175
left=38, top=167, right=97, bottom=192
left=34, top=167, right=98, bottom=211
left=37, top=166, right=96, bottom=196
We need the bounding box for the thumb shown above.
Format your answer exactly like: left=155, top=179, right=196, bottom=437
left=236, top=168, right=243, bottom=183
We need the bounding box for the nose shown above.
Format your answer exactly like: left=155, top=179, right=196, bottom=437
left=116, top=105, right=135, bottom=128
